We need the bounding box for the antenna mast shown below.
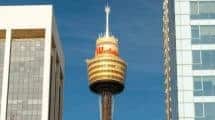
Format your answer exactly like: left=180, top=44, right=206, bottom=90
left=105, top=0, right=110, bottom=37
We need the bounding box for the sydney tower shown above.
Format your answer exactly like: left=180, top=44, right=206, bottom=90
left=86, top=0, right=127, bottom=120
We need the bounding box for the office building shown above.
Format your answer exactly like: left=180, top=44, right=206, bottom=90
left=0, top=5, right=64, bottom=120
left=163, top=0, right=215, bottom=120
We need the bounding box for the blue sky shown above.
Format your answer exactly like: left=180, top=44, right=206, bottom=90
left=0, top=0, right=164, bottom=119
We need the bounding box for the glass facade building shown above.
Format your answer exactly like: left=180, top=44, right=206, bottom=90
left=163, top=0, right=215, bottom=120
left=7, top=31, right=45, bottom=120
left=0, top=6, right=64, bottom=120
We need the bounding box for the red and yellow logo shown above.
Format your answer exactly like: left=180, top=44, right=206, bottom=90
left=95, top=43, right=118, bottom=56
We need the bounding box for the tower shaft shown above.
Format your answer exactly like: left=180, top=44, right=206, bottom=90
left=102, top=91, right=112, bottom=120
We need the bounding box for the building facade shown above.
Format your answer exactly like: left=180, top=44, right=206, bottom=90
left=0, top=5, right=64, bottom=120
left=163, top=0, right=215, bottom=120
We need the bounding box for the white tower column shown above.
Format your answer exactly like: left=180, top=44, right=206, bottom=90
left=105, top=5, right=110, bottom=37
left=1, top=29, right=11, bottom=120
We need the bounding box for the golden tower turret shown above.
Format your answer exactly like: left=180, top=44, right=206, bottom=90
left=86, top=0, right=127, bottom=120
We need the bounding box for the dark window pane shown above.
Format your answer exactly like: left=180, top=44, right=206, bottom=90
left=192, top=25, right=215, bottom=44
left=194, top=76, right=215, bottom=96
left=192, top=51, right=201, bottom=64
left=195, top=103, right=215, bottom=120
left=195, top=103, right=204, bottom=118
left=193, top=50, right=215, bottom=70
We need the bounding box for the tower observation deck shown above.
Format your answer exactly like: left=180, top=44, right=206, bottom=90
left=86, top=0, right=127, bottom=120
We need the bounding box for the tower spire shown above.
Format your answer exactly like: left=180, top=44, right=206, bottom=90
left=105, top=0, right=110, bottom=37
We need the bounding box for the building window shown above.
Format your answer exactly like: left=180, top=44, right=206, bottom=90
left=192, top=50, right=215, bottom=70
left=194, top=76, right=215, bottom=96
left=192, top=51, right=202, bottom=64
left=195, top=103, right=205, bottom=118
left=192, top=26, right=215, bottom=44
left=195, top=103, right=215, bottom=120
left=191, top=1, right=215, bottom=19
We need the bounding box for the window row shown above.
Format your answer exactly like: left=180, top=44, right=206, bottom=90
left=192, top=50, right=215, bottom=70
left=191, top=26, right=215, bottom=44
left=191, top=1, right=215, bottom=19
left=194, top=76, right=215, bottom=96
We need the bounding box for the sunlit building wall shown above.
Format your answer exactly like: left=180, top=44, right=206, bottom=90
left=163, top=0, right=215, bottom=120
left=0, top=5, right=64, bottom=120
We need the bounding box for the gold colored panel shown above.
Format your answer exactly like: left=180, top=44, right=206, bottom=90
left=0, top=30, right=6, bottom=39
left=12, top=29, right=45, bottom=39
left=88, top=61, right=126, bottom=72
left=89, top=72, right=124, bottom=80
left=88, top=68, right=125, bottom=76
left=87, top=56, right=126, bottom=66
left=91, top=76, right=123, bottom=81
left=89, top=72, right=124, bottom=81
left=88, top=64, right=125, bottom=73
left=87, top=56, right=127, bottom=84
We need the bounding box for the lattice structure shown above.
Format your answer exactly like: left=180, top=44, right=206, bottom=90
left=163, top=0, right=172, bottom=120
